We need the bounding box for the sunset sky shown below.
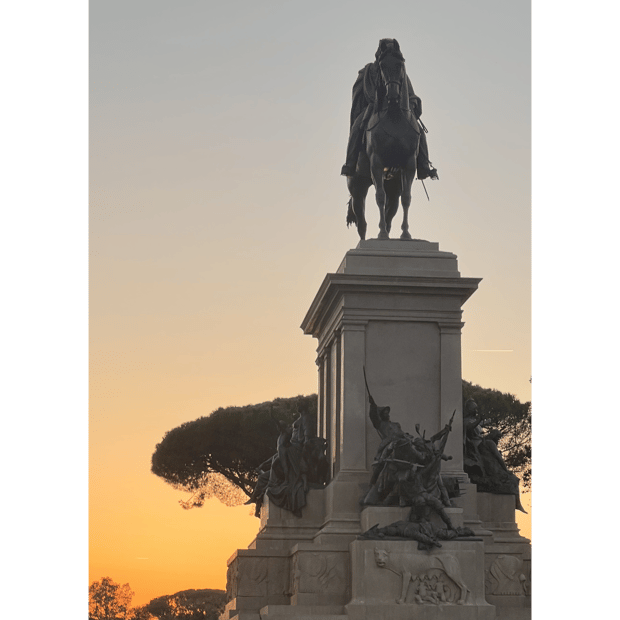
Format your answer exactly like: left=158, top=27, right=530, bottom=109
left=89, top=0, right=532, bottom=606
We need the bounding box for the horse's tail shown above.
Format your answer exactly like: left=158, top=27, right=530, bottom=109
left=346, top=197, right=356, bottom=227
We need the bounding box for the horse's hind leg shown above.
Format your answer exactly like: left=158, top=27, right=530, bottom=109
left=347, top=176, right=371, bottom=240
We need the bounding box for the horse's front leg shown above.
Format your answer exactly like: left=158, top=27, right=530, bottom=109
left=384, top=175, right=400, bottom=235
left=370, top=157, right=388, bottom=239
left=399, top=162, right=416, bottom=240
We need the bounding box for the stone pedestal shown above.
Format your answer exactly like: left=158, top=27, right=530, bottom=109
left=300, top=240, right=480, bottom=542
left=221, top=240, right=530, bottom=620
left=477, top=494, right=531, bottom=620
left=250, top=490, right=326, bottom=551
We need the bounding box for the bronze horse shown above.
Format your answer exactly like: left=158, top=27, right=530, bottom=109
left=346, top=51, right=421, bottom=240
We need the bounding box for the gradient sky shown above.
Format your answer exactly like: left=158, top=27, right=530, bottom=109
left=89, top=0, right=532, bottom=607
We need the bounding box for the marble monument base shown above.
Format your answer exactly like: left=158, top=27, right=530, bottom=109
left=221, top=495, right=521, bottom=620
left=220, top=240, right=530, bottom=620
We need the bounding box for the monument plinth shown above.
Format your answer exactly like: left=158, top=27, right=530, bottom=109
left=300, top=240, right=480, bottom=542
left=221, top=240, right=534, bottom=620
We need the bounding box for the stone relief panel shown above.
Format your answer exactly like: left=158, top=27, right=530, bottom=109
left=373, top=547, right=470, bottom=605
left=235, top=557, right=268, bottom=597
left=485, top=555, right=529, bottom=596
left=522, top=558, right=531, bottom=595
left=266, top=557, right=290, bottom=597
left=225, top=561, right=237, bottom=602
left=292, top=552, right=345, bottom=594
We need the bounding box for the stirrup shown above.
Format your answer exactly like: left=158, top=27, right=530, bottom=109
left=418, top=165, right=438, bottom=181
left=428, top=162, right=439, bottom=180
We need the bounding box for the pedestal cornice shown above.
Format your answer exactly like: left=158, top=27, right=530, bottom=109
left=301, top=273, right=481, bottom=344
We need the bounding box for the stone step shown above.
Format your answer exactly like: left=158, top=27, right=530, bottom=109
left=262, top=616, right=347, bottom=620
left=259, top=604, right=347, bottom=619
left=261, top=615, right=348, bottom=620
left=219, top=610, right=260, bottom=620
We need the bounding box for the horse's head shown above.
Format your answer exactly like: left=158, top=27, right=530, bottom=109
left=377, top=50, right=406, bottom=107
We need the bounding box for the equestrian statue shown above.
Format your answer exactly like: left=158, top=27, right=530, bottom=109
left=342, top=38, right=438, bottom=241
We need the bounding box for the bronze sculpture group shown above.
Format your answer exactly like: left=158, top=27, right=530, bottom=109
left=359, top=371, right=476, bottom=550
left=244, top=403, right=328, bottom=518
left=245, top=377, right=526, bottom=534
left=342, top=38, right=438, bottom=240
left=361, top=369, right=454, bottom=514
left=463, top=398, right=526, bottom=512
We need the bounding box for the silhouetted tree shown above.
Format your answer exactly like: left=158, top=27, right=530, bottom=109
left=152, top=384, right=531, bottom=508
left=151, top=395, right=315, bottom=508
left=128, top=607, right=156, bottom=620
left=144, top=588, right=226, bottom=620
left=462, top=380, right=531, bottom=489
left=89, top=577, right=134, bottom=620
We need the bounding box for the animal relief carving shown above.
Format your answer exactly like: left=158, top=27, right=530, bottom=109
left=293, top=552, right=343, bottom=594
left=486, top=555, right=529, bottom=596
left=374, top=547, right=470, bottom=605
left=236, top=557, right=268, bottom=597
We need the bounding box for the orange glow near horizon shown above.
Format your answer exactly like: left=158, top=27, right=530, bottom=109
left=90, top=497, right=260, bottom=605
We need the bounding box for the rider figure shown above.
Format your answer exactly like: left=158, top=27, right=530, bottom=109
left=341, top=38, right=438, bottom=181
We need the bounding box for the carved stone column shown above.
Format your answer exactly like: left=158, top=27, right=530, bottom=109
left=438, top=321, right=466, bottom=475
left=338, top=321, right=367, bottom=474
